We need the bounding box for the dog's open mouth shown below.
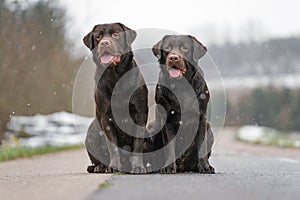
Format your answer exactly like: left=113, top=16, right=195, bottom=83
left=99, top=52, right=121, bottom=65
left=168, top=67, right=186, bottom=78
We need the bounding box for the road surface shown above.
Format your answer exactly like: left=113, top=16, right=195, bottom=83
left=1, top=127, right=300, bottom=200
left=88, top=127, right=300, bottom=200
left=0, top=149, right=111, bottom=200
left=88, top=155, right=300, bottom=200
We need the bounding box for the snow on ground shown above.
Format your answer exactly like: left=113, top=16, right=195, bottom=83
left=5, top=112, right=93, bottom=147
left=208, top=74, right=300, bottom=90
left=5, top=112, right=300, bottom=149
left=237, top=125, right=300, bottom=148
left=237, top=126, right=276, bottom=142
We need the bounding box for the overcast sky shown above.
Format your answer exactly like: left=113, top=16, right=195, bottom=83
left=58, top=0, right=300, bottom=53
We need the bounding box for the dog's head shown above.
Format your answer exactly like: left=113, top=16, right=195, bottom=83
left=83, top=23, right=136, bottom=66
left=152, top=35, right=206, bottom=80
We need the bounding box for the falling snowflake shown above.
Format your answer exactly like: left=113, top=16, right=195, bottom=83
left=200, top=93, right=206, bottom=99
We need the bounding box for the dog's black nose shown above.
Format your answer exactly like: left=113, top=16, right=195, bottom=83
left=169, top=54, right=180, bottom=63
left=100, top=39, right=111, bottom=47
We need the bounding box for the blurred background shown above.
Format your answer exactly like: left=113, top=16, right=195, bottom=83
left=1, top=0, right=300, bottom=148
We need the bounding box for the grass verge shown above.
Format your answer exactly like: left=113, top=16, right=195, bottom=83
left=0, top=137, right=84, bottom=162
left=99, top=180, right=113, bottom=188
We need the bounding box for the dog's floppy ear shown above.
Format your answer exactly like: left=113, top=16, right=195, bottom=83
left=152, top=39, right=163, bottom=60
left=83, top=24, right=103, bottom=50
left=189, top=35, right=207, bottom=61
left=83, top=31, right=94, bottom=50
left=83, top=27, right=95, bottom=50
left=117, top=23, right=137, bottom=45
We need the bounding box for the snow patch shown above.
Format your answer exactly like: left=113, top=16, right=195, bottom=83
left=237, top=126, right=275, bottom=142
left=237, top=125, right=300, bottom=148
left=5, top=112, right=93, bottom=147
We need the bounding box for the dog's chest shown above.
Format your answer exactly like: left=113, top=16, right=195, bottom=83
left=163, top=82, right=199, bottom=109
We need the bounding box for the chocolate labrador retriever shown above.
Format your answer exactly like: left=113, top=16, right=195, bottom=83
left=152, top=35, right=215, bottom=174
left=83, top=23, right=148, bottom=173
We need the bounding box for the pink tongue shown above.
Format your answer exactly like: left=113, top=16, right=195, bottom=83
left=100, top=54, right=114, bottom=64
left=168, top=68, right=181, bottom=78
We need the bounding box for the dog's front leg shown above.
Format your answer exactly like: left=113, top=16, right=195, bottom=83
left=197, top=117, right=215, bottom=174
left=131, top=137, right=146, bottom=174
left=161, top=127, right=177, bottom=174
left=86, top=119, right=109, bottom=173
left=100, top=118, right=122, bottom=173
left=105, top=136, right=121, bottom=173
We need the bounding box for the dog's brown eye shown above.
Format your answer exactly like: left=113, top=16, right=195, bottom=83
left=95, top=35, right=102, bottom=41
left=164, top=46, right=171, bottom=51
left=112, top=33, right=119, bottom=39
left=181, top=46, right=189, bottom=52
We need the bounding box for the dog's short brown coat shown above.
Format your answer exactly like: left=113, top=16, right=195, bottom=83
left=83, top=23, right=148, bottom=173
left=152, top=35, right=214, bottom=173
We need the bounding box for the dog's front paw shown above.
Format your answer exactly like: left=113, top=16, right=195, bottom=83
left=105, top=167, right=121, bottom=173
left=87, top=163, right=107, bottom=173
left=106, top=160, right=122, bottom=173
left=130, top=156, right=146, bottom=174
left=160, top=163, right=177, bottom=174
left=131, top=165, right=146, bottom=174
left=198, top=160, right=215, bottom=174
left=208, top=165, right=215, bottom=174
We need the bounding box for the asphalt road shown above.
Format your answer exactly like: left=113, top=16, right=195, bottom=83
left=0, top=149, right=111, bottom=200
left=88, top=128, right=300, bottom=200
left=88, top=155, right=300, bottom=200
left=1, top=127, right=300, bottom=200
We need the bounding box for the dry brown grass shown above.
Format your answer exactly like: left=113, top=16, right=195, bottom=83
left=0, top=0, right=82, bottom=138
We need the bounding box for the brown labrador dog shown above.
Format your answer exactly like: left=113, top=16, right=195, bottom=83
left=83, top=23, right=148, bottom=173
left=152, top=35, right=215, bottom=174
